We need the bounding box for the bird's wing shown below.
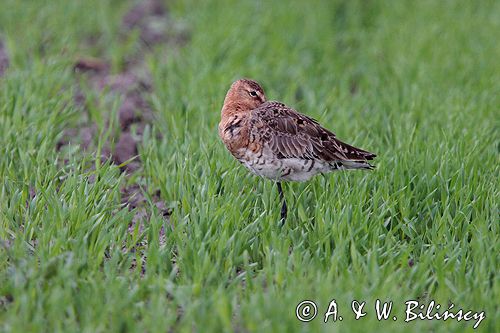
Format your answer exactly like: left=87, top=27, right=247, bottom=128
left=249, top=101, right=376, bottom=162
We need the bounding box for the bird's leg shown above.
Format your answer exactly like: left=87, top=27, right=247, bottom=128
left=277, top=182, right=287, bottom=224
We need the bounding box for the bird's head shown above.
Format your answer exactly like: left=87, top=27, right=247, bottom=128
left=223, top=79, right=267, bottom=112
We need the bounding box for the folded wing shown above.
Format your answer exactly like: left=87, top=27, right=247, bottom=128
left=249, top=101, right=376, bottom=166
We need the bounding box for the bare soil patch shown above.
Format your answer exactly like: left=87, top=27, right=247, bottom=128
left=57, top=0, right=188, bottom=253
left=0, top=38, right=9, bottom=77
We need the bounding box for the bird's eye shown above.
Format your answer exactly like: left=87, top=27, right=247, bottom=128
left=249, top=91, right=258, bottom=97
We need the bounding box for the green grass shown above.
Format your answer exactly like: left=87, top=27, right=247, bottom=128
left=1, top=0, right=499, bottom=332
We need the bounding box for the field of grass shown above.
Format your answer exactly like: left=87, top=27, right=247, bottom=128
left=1, top=0, right=499, bottom=332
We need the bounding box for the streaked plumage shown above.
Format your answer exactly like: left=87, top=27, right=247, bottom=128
left=219, top=79, right=376, bottom=221
left=219, top=79, right=375, bottom=182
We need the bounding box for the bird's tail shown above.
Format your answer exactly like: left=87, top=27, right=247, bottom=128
left=338, top=159, right=375, bottom=170
left=329, top=138, right=376, bottom=170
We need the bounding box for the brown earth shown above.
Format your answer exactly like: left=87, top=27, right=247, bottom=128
left=0, top=38, right=9, bottom=77
left=56, top=0, right=188, bottom=260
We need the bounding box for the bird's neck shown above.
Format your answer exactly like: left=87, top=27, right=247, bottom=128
left=221, top=101, right=253, bottom=119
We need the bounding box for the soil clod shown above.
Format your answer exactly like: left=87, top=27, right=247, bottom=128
left=0, top=38, right=9, bottom=77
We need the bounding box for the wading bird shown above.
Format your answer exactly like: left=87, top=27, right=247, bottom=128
left=218, top=79, right=376, bottom=223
